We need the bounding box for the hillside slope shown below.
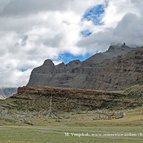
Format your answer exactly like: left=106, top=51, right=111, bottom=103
left=1, top=86, right=142, bottom=112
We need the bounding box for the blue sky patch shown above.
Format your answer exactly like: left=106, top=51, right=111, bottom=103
left=82, top=4, right=105, bottom=25
left=59, top=53, right=91, bottom=64
left=81, top=30, right=92, bottom=37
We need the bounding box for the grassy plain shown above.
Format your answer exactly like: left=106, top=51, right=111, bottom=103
left=0, top=107, right=143, bottom=143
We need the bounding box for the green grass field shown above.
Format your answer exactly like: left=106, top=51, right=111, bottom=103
left=0, top=125, right=143, bottom=143
left=0, top=108, right=143, bottom=143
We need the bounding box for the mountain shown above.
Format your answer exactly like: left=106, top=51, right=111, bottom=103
left=0, top=88, right=17, bottom=99
left=27, top=44, right=143, bottom=90
left=1, top=44, right=143, bottom=113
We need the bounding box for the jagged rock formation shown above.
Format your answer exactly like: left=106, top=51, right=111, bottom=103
left=27, top=44, right=143, bottom=90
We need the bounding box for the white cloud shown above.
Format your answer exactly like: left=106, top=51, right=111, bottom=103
left=102, top=0, right=140, bottom=27
left=78, top=0, right=143, bottom=52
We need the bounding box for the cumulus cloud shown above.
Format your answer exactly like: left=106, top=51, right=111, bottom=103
left=102, top=0, right=140, bottom=27
left=0, top=0, right=143, bottom=87
left=78, top=0, right=143, bottom=52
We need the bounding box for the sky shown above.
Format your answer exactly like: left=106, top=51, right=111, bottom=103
left=0, top=0, right=143, bottom=87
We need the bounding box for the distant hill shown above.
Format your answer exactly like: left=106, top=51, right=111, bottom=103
left=27, top=43, right=143, bottom=90
left=0, top=88, right=17, bottom=99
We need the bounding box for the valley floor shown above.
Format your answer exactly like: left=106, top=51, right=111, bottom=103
left=0, top=107, right=143, bottom=143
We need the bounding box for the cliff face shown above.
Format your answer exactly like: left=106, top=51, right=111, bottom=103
left=27, top=44, right=143, bottom=90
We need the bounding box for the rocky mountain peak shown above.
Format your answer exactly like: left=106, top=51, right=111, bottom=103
left=84, top=43, right=133, bottom=65
left=43, top=59, right=54, bottom=66
left=108, top=43, right=130, bottom=52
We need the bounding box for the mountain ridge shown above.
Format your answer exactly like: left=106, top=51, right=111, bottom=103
left=27, top=44, right=143, bottom=90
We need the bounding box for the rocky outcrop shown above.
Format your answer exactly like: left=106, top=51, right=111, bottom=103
left=27, top=44, right=143, bottom=90
left=1, top=85, right=143, bottom=112
left=9, top=86, right=141, bottom=111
